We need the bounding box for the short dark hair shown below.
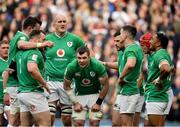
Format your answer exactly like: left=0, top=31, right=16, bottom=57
left=122, top=25, right=137, bottom=39
left=29, top=30, right=45, bottom=39
left=0, top=40, right=9, bottom=46
left=23, top=16, right=42, bottom=29
left=77, top=46, right=90, bottom=56
left=157, top=32, right=169, bottom=49
left=113, top=30, right=121, bottom=37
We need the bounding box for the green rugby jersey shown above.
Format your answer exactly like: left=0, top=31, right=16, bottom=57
left=8, top=31, right=29, bottom=65
left=119, top=43, right=143, bottom=95
left=7, top=31, right=29, bottom=87
left=146, top=49, right=173, bottom=102
left=65, top=57, right=107, bottom=95
left=144, top=54, right=153, bottom=100
left=0, top=58, right=8, bottom=103
left=14, top=49, right=44, bottom=93
left=45, top=32, right=85, bottom=81
left=117, top=51, right=123, bottom=95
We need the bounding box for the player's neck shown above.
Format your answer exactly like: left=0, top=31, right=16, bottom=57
left=0, top=56, right=7, bottom=61
left=155, top=46, right=162, bottom=52
left=56, top=31, right=66, bottom=37
left=124, top=39, right=134, bottom=47
left=22, top=30, right=30, bottom=37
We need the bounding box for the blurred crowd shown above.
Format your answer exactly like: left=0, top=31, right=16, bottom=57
left=0, top=0, right=180, bottom=122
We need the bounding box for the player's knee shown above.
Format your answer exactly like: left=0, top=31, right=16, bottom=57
left=89, top=120, right=100, bottom=126
left=89, top=110, right=103, bottom=120
left=74, top=120, right=84, bottom=126
left=48, top=103, right=56, bottom=116
left=61, top=105, right=72, bottom=115
left=112, top=120, right=120, bottom=126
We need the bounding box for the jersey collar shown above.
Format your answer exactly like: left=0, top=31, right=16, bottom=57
left=0, top=57, right=7, bottom=62
left=54, top=32, right=67, bottom=39
left=18, top=31, right=29, bottom=39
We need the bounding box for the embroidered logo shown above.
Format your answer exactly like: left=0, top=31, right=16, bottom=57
left=90, top=71, right=95, bottom=77
left=67, top=42, right=73, bottom=47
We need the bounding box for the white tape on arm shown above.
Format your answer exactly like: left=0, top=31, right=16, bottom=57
left=66, top=89, right=78, bottom=104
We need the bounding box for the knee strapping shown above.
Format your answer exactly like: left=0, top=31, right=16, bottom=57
left=89, top=110, right=103, bottom=120
left=49, top=103, right=56, bottom=116
left=61, top=106, right=72, bottom=115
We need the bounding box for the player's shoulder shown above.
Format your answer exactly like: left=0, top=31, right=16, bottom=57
left=68, top=59, right=78, bottom=67
left=12, top=31, right=28, bottom=41
left=90, top=57, right=104, bottom=67
left=125, top=43, right=142, bottom=53
left=45, top=32, right=55, bottom=38
left=154, top=49, right=167, bottom=58
left=67, top=32, right=81, bottom=39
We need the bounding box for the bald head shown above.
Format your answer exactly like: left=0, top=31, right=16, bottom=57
left=53, top=14, right=68, bottom=35
left=54, top=14, right=67, bottom=22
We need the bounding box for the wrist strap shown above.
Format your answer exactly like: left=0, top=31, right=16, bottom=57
left=37, top=43, right=42, bottom=48
left=96, top=98, right=103, bottom=105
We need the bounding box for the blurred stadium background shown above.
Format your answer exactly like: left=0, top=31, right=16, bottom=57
left=0, top=0, right=180, bottom=125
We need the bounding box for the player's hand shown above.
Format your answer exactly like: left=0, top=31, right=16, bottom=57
left=151, top=79, right=163, bottom=91
left=91, top=103, right=101, bottom=112
left=7, top=68, right=15, bottom=74
left=99, top=61, right=106, bottom=66
left=74, top=102, right=83, bottom=112
left=41, top=83, right=51, bottom=94
left=118, top=77, right=124, bottom=87
left=3, top=93, right=10, bottom=106
left=42, top=41, right=54, bottom=48
left=137, top=77, right=143, bottom=88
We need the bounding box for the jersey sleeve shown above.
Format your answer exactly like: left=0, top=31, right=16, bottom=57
left=97, top=61, right=107, bottom=78
left=27, top=51, right=41, bottom=64
left=125, top=51, right=136, bottom=59
left=75, top=36, right=86, bottom=49
left=64, top=63, right=75, bottom=81
left=17, top=35, right=29, bottom=48
left=154, top=53, right=169, bottom=68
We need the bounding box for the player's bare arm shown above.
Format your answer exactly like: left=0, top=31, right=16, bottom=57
left=64, top=78, right=83, bottom=112
left=118, top=58, right=136, bottom=86
left=27, top=62, right=50, bottom=93
left=2, top=61, right=16, bottom=105
left=102, top=62, right=118, bottom=70
left=152, top=60, right=171, bottom=89
left=91, top=74, right=109, bottom=112
left=137, top=72, right=144, bottom=88
left=2, top=70, right=11, bottom=105
left=17, top=40, right=53, bottom=50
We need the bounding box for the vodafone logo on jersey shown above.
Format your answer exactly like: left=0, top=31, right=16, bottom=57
left=82, top=79, right=90, bottom=85
left=57, top=49, right=65, bottom=57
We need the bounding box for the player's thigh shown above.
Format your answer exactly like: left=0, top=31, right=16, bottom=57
left=119, top=94, right=139, bottom=114
left=0, top=113, right=3, bottom=126
left=112, top=109, right=121, bottom=126
left=146, top=102, right=168, bottom=115
left=113, top=95, right=120, bottom=111
left=47, top=81, right=60, bottom=102
left=164, top=89, right=174, bottom=115
left=18, top=92, right=50, bottom=114
left=135, top=95, right=144, bottom=112
left=58, top=82, right=72, bottom=105
left=20, top=111, right=33, bottom=126
left=7, top=87, right=20, bottom=115
left=148, top=114, right=165, bottom=126
left=32, top=111, right=51, bottom=126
